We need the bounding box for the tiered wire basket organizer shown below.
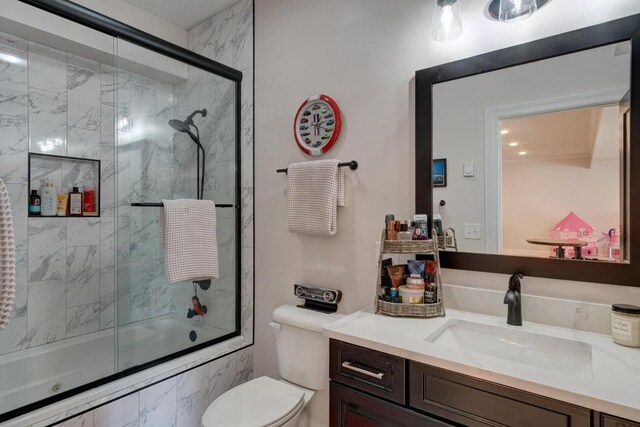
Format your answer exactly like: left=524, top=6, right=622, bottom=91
left=375, top=230, right=445, bottom=318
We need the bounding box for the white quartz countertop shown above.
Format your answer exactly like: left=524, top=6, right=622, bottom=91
left=323, top=306, right=640, bottom=422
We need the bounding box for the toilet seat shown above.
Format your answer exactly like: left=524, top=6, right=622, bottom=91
left=202, top=376, right=306, bottom=427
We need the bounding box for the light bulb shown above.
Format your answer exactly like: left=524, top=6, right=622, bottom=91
left=432, top=0, right=463, bottom=42
left=509, top=142, right=518, bottom=147
left=499, top=0, right=537, bottom=23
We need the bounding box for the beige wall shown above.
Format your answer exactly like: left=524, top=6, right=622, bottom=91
left=254, top=0, right=640, bottom=379
left=502, top=158, right=620, bottom=257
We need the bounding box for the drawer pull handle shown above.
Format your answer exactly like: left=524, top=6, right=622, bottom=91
left=341, top=361, right=385, bottom=379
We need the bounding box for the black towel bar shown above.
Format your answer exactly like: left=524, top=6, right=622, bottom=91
left=276, top=160, right=358, bottom=174
left=131, top=202, right=235, bottom=208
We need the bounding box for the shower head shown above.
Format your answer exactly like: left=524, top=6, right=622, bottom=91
left=168, top=109, right=208, bottom=200
left=168, top=109, right=207, bottom=146
left=168, top=119, right=191, bottom=133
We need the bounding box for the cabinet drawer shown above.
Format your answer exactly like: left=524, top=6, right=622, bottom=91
left=330, top=340, right=405, bottom=404
left=600, top=413, right=640, bottom=427
left=409, top=362, right=591, bottom=427
left=331, top=382, right=453, bottom=427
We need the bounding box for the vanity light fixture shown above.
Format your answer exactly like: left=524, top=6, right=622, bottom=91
left=509, top=142, right=518, bottom=147
left=501, top=129, right=510, bottom=135
left=518, top=150, right=527, bottom=156
left=431, top=0, right=463, bottom=42
left=487, top=0, right=550, bottom=23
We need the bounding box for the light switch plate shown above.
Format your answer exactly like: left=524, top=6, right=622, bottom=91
left=463, top=161, right=475, bottom=177
left=464, top=223, right=481, bottom=239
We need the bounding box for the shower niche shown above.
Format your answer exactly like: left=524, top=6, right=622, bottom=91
left=0, top=2, right=242, bottom=421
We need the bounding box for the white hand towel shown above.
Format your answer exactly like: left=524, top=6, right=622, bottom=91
left=287, top=159, right=345, bottom=236
left=161, top=199, right=219, bottom=283
left=0, top=179, right=15, bottom=330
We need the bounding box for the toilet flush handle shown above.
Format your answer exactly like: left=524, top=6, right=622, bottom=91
left=268, top=322, right=281, bottom=338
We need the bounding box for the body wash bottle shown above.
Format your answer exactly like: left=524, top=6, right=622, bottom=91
left=69, top=187, right=83, bottom=216
left=41, top=179, right=57, bottom=216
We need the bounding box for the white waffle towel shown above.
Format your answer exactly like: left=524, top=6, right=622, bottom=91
left=161, top=199, right=219, bottom=283
left=0, top=178, right=15, bottom=330
left=287, top=159, right=345, bottom=236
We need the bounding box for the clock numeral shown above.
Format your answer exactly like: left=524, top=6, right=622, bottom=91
left=301, top=118, right=308, bottom=123
left=324, top=113, right=333, bottom=118
left=301, top=132, right=310, bottom=137
left=300, top=125, right=309, bottom=130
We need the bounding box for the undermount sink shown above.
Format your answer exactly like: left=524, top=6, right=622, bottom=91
left=426, top=319, right=593, bottom=378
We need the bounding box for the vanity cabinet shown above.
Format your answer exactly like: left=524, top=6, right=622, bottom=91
left=596, top=414, right=640, bottom=427
left=409, top=362, right=590, bottom=427
left=329, top=339, right=640, bottom=427
left=331, top=382, right=452, bottom=427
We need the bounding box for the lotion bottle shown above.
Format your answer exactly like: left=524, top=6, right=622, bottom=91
left=41, top=179, right=57, bottom=216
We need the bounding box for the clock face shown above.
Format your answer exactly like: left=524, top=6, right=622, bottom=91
left=293, top=94, right=342, bottom=156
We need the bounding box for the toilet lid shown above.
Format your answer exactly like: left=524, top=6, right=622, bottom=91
left=202, top=376, right=305, bottom=427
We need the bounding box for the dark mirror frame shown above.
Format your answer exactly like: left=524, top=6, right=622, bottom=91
left=415, top=14, right=640, bottom=287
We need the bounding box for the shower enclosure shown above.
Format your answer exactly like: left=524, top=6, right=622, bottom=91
left=0, top=1, right=241, bottom=420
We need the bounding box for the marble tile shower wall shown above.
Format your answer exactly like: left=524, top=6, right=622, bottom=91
left=187, top=0, right=254, bottom=345
left=52, top=346, right=253, bottom=427
left=0, top=32, right=116, bottom=356
left=114, top=67, right=182, bottom=326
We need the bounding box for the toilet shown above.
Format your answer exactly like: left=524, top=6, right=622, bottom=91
left=202, top=304, right=344, bottom=427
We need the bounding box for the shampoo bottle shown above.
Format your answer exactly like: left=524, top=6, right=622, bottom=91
left=41, top=179, right=57, bottom=216
left=69, top=187, right=83, bottom=216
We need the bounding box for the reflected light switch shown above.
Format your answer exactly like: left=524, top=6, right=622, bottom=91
left=464, top=223, right=481, bottom=239
left=463, top=161, right=475, bottom=177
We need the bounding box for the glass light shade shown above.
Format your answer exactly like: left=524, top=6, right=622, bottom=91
left=499, top=0, right=537, bottom=22
left=431, top=0, right=463, bottom=42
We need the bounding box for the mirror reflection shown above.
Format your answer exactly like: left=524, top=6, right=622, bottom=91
left=432, top=41, right=630, bottom=262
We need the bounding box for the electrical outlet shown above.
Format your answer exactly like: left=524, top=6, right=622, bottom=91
left=463, top=161, right=475, bottom=177
left=464, top=223, right=481, bottom=239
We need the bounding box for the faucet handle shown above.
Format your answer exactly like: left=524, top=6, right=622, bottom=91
left=509, top=273, right=523, bottom=288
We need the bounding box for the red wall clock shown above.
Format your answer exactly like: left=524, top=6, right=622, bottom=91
left=293, top=94, right=342, bottom=156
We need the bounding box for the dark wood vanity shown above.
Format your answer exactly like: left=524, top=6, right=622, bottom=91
left=329, top=340, right=640, bottom=427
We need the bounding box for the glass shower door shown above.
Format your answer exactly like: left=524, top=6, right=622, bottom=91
left=114, top=39, right=239, bottom=371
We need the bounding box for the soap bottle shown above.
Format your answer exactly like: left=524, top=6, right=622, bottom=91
left=41, top=179, right=57, bottom=216
left=29, top=190, right=41, bottom=216
left=83, top=185, right=96, bottom=216
left=69, top=187, right=83, bottom=216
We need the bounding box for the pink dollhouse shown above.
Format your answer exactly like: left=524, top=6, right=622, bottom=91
left=550, top=212, right=598, bottom=258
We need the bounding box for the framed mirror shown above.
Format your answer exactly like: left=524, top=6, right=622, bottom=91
left=415, top=14, right=640, bottom=286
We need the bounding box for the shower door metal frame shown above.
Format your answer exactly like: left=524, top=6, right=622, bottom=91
left=2, top=0, right=244, bottom=422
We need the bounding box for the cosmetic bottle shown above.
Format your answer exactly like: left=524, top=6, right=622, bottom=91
left=29, top=190, right=41, bottom=216
left=57, top=192, right=68, bottom=216
left=424, top=281, right=437, bottom=304
left=398, top=221, right=412, bottom=240
left=69, top=187, right=83, bottom=216
left=83, top=185, right=96, bottom=216
left=41, top=179, right=57, bottom=216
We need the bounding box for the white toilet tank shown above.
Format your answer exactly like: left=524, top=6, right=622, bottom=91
left=271, top=304, right=344, bottom=391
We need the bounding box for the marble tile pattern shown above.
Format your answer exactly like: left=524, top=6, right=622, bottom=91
left=0, top=32, right=114, bottom=353
left=49, top=346, right=254, bottom=427
left=1, top=0, right=253, bottom=422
